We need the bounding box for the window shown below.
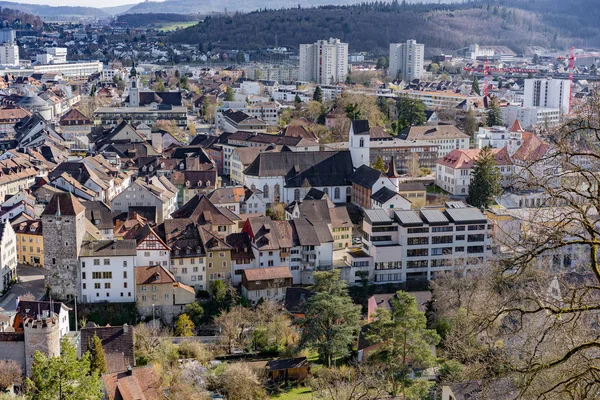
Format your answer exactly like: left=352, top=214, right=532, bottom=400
left=103, top=259, right=110, bottom=265
left=151, top=285, right=157, bottom=291
left=103, top=272, right=112, bottom=279
left=220, top=252, right=225, bottom=258
left=263, top=184, right=269, bottom=198
left=144, top=252, right=150, bottom=257
left=123, top=271, right=128, bottom=278
left=124, top=282, right=128, bottom=288
left=105, top=283, right=111, bottom=289
left=222, top=261, right=227, bottom=267
left=182, top=268, right=188, bottom=274
left=142, top=295, right=147, bottom=302
left=141, top=285, right=147, bottom=291
left=468, top=234, right=485, bottom=242
left=456, top=226, right=466, bottom=231
left=334, top=187, right=340, bottom=199
left=432, top=226, right=453, bottom=233
left=93, top=259, right=100, bottom=265
left=82, top=283, right=86, bottom=289
left=94, top=283, right=100, bottom=289
left=92, top=272, right=101, bottom=279
left=432, top=236, right=453, bottom=244
left=164, top=294, right=170, bottom=300
left=274, top=184, right=280, bottom=201
left=208, top=262, right=213, bottom=269
left=407, top=248, right=428, bottom=257
left=82, top=272, right=86, bottom=279
left=407, top=227, right=429, bottom=234
left=123, top=261, right=127, bottom=267
left=407, top=237, right=428, bottom=245
left=268, top=260, right=274, bottom=266
left=294, top=189, right=300, bottom=201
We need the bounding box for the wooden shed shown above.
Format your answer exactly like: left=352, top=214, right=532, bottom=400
left=266, top=357, right=310, bottom=383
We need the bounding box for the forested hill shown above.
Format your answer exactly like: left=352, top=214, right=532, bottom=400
left=168, top=1, right=600, bottom=55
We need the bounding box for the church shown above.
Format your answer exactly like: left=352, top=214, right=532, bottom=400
left=126, top=64, right=182, bottom=108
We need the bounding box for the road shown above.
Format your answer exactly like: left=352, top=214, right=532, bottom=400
left=0, top=264, right=46, bottom=312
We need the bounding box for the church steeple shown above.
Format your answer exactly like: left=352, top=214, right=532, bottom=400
left=130, top=61, right=137, bottom=78
left=386, top=157, right=400, bottom=178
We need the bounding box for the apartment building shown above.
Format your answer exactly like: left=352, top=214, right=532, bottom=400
left=13, top=219, right=43, bottom=267
left=399, top=125, right=470, bottom=157
left=523, top=78, right=570, bottom=115
left=79, top=240, right=137, bottom=303
left=389, top=40, right=425, bottom=80
left=299, top=38, right=348, bottom=85
left=502, top=105, right=560, bottom=130
left=361, top=204, right=493, bottom=284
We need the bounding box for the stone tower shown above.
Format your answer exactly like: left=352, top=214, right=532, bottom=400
left=23, top=314, right=60, bottom=376
left=42, top=193, right=86, bottom=300
left=129, top=62, right=140, bottom=108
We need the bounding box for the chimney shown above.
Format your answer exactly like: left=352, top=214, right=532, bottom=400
left=127, top=365, right=133, bottom=376
left=123, top=323, right=128, bottom=333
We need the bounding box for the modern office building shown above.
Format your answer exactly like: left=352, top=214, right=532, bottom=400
left=0, top=29, right=16, bottom=45
left=389, top=40, right=425, bottom=80
left=299, top=38, right=348, bottom=85
left=523, top=78, right=571, bottom=115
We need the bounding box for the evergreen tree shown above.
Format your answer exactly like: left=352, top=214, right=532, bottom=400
left=367, top=291, right=440, bottom=397
left=210, top=280, right=227, bottom=303
left=175, top=313, right=195, bottom=337
left=395, top=96, right=426, bottom=134
left=345, top=103, right=361, bottom=120
left=185, top=302, right=204, bottom=326
left=27, top=337, right=102, bottom=400
left=372, top=156, right=387, bottom=173
left=472, top=76, right=481, bottom=96
left=294, top=93, right=302, bottom=104
left=300, top=270, right=360, bottom=367
left=486, top=98, right=504, bottom=127
left=224, top=86, right=235, bottom=101
left=313, top=86, right=323, bottom=103
left=89, top=334, right=107, bottom=375
left=466, top=147, right=502, bottom=208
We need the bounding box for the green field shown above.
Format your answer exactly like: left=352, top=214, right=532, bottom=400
left=157, top=21, right=198, bottom=32
left=270, top=386, right=313, bottom=399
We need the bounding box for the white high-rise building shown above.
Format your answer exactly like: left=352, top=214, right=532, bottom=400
left=523, top=78, right=571, bottom=115
left=0, top=29, right=15, bottom=45
left=0, top=43, right=19, bottom=66
left=389, top=40, right=425, bottom=81
left=299, top=38, right=348, bottom=85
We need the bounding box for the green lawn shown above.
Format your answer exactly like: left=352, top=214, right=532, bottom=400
left=426, top=185, right=448, bottom=194
left=157, top=21, right=198, bottom=32
left=270, top=386, right=313, bottom=399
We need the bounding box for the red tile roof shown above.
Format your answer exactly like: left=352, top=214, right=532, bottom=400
left=437, top=148, right=512, bottom=169
left=512, top=131, right=550, bottom=162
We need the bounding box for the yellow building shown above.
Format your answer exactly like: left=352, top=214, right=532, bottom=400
left=135, top=265, right=196, bottom=324
left=200, top=227, right=232, bottom=282
left=12, top=220, right=43, bottom=267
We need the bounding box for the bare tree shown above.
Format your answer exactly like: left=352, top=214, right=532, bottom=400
left=0, top=360, right=22, bottom=391
left=308, top=363, right=389, bottom=400
left=433, top=93, right=600, bottom=399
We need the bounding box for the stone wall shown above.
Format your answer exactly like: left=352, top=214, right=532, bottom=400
left=23, top=317, right=60, bottom=376
left=0, top=333, right=25, bottom=373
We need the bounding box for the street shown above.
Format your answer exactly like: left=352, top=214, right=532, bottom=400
left=0, top=264, right=46, bottom=312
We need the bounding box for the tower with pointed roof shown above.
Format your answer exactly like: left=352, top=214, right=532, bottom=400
left=129, top=61, right=140, bottom=108
left=385, top=157, right=401, bottom=190
left=42, top=193, right=86, bottom=300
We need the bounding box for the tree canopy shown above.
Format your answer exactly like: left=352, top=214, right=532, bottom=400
left=27, top=337, right=102, bottom=400
left=465, top=147, right=502, bottom=208
left=395, top=96, right=427, bottom=134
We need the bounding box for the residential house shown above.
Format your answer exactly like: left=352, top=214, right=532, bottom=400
left=171, top=194, right=241, bottom=235
left=241, top=266, right=293, bottom=305
left=349, top=162, right=410, bottom=210
left=12, top=219, right=43, bottom=267
left=161, top=218, right=207, bottom=290
left=397, top=182, right=427, bottom=208
left=208, top=186, right=267, bottom=215
left=399, top=125, right=469, bottom=157
left=171, top=169, right=219, bottom=207
left=135, top=265, right=196, bottom=324
left=200, top=227, right=233, bottom=283
left=83, top=201, right=114, bottom=239
left=218, top=109, right=267, bottom=133
left=0, top=222, right=17, bottom=292
left=80, top=323, right=135, bottom=373
left=124, top=224, right=171, bottom=269
left=111, top=177, right=178, bottom=223
left=79, top=240, right=137, bottom=303
left=102, top=366, right=162, bottom=400
left=435, top=148, right=514, bottom=196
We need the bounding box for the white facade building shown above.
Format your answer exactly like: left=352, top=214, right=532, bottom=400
left=523, top=78, right=571, bottom=115
left=0, top=222, right=17, bottom=293
left=389, top=40, right=425, bottom=80
left=299, top=38, right=348, bottom=85
left=502, top=105, right=560, bottom=130
left=0, top=43, right=18, bottom=66
left=79, top=240, right=137, bottom=303
left=362, top=205, right=492, bottom=284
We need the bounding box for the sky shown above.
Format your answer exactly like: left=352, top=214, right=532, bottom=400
left=15, top=0, right=144, bottom=7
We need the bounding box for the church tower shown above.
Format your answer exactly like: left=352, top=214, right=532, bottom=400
left=42, top=193, right=86, bottom=300
left=349, top=120, right=370, bottom=170
left=129, top=62, right=140, bottom=108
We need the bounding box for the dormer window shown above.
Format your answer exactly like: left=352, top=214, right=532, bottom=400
left=179, top=163, right=184, bottom=170
left=198, top=180, right=203, bottom=187
left=185, top=180, right=190, bottom=187
left=186, top=248, right=191, bottom=255
left=142, top=166, right=147, bottom=172
left=149, top=166, right=153, bottom=172
left=160, top=162, right=165, bottom=168
left=206, top=180, right=211, bottom=187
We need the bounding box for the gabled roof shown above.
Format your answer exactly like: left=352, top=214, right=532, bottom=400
left=102, top=366, right=162, bottom=400
left=41, top=192, right=85, bottom=216
left=282, top=125, right=318, bottom=141
left=243, top=151, right=354, bottom=188
left=199, top=226, right=232, bottom=251
left=208, top=186, right=246, bottom=204
left=171, top=195, right=238, bottom=225
left=161, top=218, right=204, bottom=256
left=371, top=187, right=402, bottom=204
left=509, top=119, right=525, bottom=133
left=80, top=240, right=137, bottom=257
left=80, top=323, right=134, bottom=373
left=401, top=125, right=469, bottom=141
left=349, top=165, right=382, bottom=188
left=59, top=107, right=91, bottom=125
left=512, top=131, right=550, bottom=162
left=243, top=266, right=292, bottom=282
left=437, top=148, right=513, bottom=169
left=136, top=264, right=176, bottom=285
